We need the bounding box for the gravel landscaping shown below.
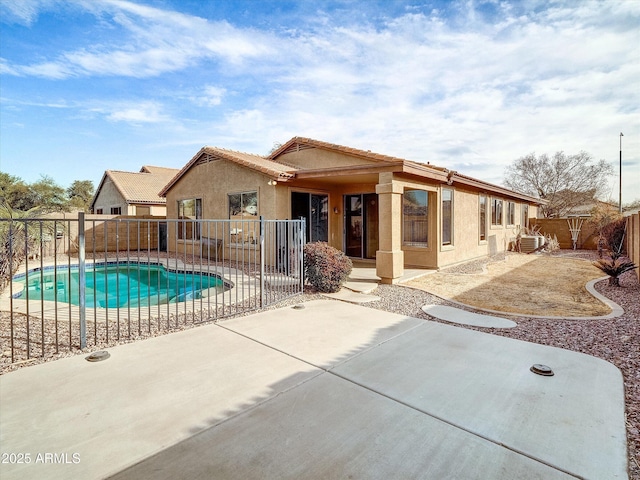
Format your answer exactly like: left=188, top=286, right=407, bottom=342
left=1, top=249, right=638, bottom=478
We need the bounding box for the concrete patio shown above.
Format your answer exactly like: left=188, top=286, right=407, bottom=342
left=0, top=299, right=628, bottom=479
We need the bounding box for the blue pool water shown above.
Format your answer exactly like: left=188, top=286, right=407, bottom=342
left=13, top=263, right=225, bottom=308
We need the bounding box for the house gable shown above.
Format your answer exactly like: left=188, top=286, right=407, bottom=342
left=163, top=151, right=286, bottom=245
left=91, top=165, right=179, bottom=213
left=91, top=174, right=127, bottom=213
left=269, top=137, right=407, bottom=170
left=159, top=147, right=296, bottom=197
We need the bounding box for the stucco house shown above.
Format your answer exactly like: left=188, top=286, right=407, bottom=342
left=91, top=166, right=179, bottom=216
left=160, top=137, right=542, bottom=284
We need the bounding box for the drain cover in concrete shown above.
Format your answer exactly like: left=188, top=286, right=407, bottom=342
left=422, top=304, right=516, bottom=328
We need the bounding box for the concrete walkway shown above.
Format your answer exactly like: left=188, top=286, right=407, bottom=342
left=0, top=300, right=628, bottom=479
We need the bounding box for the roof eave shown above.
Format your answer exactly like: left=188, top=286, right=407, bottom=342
left=450, top=173, right=546, bottom=204
left=159, top=147, right=208, bottom=197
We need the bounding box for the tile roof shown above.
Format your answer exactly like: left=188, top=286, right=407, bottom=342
left=273, top=138, right=543, bottom=203
left=93, top=166, right=180, bottom=208
left=159, top=146, right=297, bottom=196
left=160, top=137, right=544, bottom=205
left=140, top=165, right=182, bottom=176
left=203, top=146, right=297, bottom=177
left=270, top=137, right=412, bottom=165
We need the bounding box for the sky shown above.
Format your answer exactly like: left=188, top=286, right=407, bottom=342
left=1, top=0, right=639, bottom=204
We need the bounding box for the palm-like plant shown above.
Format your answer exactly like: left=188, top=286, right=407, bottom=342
left=592, top=258, right=638, bottom=287
left=0, top=202, right=46, bottom=292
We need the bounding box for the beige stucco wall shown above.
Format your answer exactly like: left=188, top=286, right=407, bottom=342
left=165, top=157, right=277, bottom=256
left=277, top=147, right=378, bottom=169
left=93, top=179, right=167, bottom=216
left=437, top=190, right=538, bottom=268
left=164, top=148, right=541, bottom=277
left=167, top=158, right=277, bottom=220
left=375, top=174, right=540, bottom=272
left=134, top=205, right=167, bottom=216
left=380, top=176, right=438, bottom=269
left=92, top=178, right=128, bottom=214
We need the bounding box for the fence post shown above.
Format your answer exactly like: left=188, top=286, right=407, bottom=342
left=259, top=216, right=265, bottom=308
left=78, top=211, right=87, bottom=349
left=299, top=218, right=305, bottom=293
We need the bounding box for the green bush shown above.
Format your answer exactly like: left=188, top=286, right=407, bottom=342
left=303, top=242, right=352, bottom=293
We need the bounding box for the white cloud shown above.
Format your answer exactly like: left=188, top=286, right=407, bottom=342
left=0, top=0, right=59, bottom=26
left=3, top=0, right=276, bottom=79
left=204, top=86, right=226, bottom=104
left=2, top=0, right=639, bottom=201
left=97, top=102, right=169, bottom=124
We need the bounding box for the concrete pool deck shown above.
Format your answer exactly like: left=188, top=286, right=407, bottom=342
left=0, top=299, right=628, bottom=479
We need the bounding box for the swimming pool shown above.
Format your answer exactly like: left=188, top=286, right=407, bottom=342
left=12, top=262, right=227, bottom=308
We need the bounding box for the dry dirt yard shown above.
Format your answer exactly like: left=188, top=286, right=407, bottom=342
left=405, top=253, right=612, bottom=317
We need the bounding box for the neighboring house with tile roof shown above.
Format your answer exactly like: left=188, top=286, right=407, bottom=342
left=160, top=137, right=544, bottom=283
left=91, top=166, right=179, bottom=216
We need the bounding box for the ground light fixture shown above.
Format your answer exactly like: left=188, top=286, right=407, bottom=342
left=530, top=364, right=554, bottom=376
left=85, top=351, right=110, bottom=362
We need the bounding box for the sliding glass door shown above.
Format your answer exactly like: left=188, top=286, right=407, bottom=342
left=291, top=192, right=328, bottom=243
left=344, top=193, right=378, bottom=259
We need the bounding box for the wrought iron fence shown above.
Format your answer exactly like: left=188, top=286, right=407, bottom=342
left=0, top=214, right=305, bottom=364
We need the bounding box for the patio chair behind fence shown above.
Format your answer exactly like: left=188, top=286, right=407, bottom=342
left=0, top=214, right=305, bottom=364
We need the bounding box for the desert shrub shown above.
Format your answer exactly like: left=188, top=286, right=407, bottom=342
left=592, top=258, right=638, bottom=286
left=542, top=233, right=560, bottom=252
left=599, top=218, right=627, bottom=259
left=0, top=203, right=48, bottom=293
left=303, top=242, right=352, bottom=293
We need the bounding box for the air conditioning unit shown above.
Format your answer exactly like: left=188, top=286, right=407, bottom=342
left=521, top=235, right=544, bottom=253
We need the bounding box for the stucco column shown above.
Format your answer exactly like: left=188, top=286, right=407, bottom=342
left=375, top=177, right=404, bottom=284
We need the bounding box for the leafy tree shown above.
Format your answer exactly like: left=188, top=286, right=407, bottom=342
left=30, top=175, right=68, bottom=212
left=0, top=172, right=31, bottom=209
left=67, top=180, right=95, bottom=211
left=504, top=151, right=613, bottom=218
left=0, top=173, right=70, bottom=213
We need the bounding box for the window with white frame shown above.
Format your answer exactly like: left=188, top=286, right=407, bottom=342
left=177, top=198, right=202, bottom=240
left=403, top=189, right=428, bottom=247
left=228, top=191, right=258, bottom=244
left=491, top=198, right=503, bottom=226
left=442, top=188, right=453, bottom=246
left=228, top=191, right=258, bottom=219
left=507, top=201, right=516, bottom=226
left=522, top=204, right=529, bottom=228
left=479, top=194, right=487, bottom=241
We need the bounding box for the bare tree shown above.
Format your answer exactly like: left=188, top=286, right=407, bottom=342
left=504, top=151, right=613, bottom=218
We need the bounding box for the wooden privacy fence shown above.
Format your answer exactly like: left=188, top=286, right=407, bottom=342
left=626, top=212, right=640, bottom=281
